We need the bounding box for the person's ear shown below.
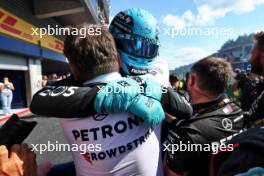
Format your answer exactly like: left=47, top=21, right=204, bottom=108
left=188, top=73, right=196, bottom=88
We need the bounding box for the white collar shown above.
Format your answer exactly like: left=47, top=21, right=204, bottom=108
left=83, top=72, right=122, bottom=85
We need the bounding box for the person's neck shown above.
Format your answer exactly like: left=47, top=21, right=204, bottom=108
left=82, top=72, right=121, bottom=85
left=192, top=96, right=213, bottom=105
left=191, top=91, right=216, bottom=105
left=78, top=70, right=119, bottom=82
left=76, top=74, right=100, bottom=82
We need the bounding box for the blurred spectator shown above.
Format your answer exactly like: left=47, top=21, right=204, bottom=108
left=57, top=75, right=63, bottom=81
left=98, top=7, right=106, bottom=25
left=42, top=75, right=48, bottom=87
left=232, top=70, right=259, bottom=111
left=0, top=77, right=14, bottom=115
left=66, top=73, right=71, bottom=78
left=46, top=74, right=58, bottom=86
left=181, top=72, right=189, bottom=91
left=42, top=74, right=68, bottom=87
left=0, top=144, right=37, bottom=176
left=48, top=74, right=57, bottom=80
left=246, top=31, right=264, bottom=127
left=169, top=74, right=180, bottom=90
left=249, top=31, right=264, bottom=94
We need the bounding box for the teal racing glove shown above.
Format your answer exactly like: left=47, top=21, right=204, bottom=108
left=238, top=167, right=264, bottom=176
left=94, top=78, right=141, bottom=113
left=94, top=77, right=165, bottom=125
left=128, top=95, right=165, bottom=125
left=143, top=78, right=163, bottom=101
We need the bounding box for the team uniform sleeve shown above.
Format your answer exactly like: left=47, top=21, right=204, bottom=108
left=247, top=90, right=264, bottom=126
left=139, top=58, right=170, bottom=87
left=164, top=123, right=200, bottom=174
left=30, top=85, right=99, bottom=118
left=161, top=87, right=193, bottom=119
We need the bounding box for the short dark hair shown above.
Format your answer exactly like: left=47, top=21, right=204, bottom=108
left=254, top=31, right=264, bottom=51
left=64, top=24, right=119, bottom=78
left=170, top=75, right=179, bottom=83
left=191, top=57, right=232, bottom=95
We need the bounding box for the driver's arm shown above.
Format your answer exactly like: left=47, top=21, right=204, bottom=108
left=30, top=77, right=192, bottom=122
left=30, top=85, right=99, bottom=118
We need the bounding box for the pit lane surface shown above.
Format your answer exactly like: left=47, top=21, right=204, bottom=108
left=24, top=116, right=72, bottom=164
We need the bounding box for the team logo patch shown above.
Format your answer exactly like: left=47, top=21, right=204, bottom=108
left=221, top=118, right=233, bottom=131
left=222, top=105, right=233, bottom=114
left=112, top=12, right=133, bottom=34
left=145, top=98, right=154, bottom=108
left=117, top=80, right=131, bottom=87
left=93, top=114, right=108, bottom=121
left=127, top=65, right=148, bottom=75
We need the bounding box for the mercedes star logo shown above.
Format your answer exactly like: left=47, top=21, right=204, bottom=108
left=221, top=118, right=233, bottom=131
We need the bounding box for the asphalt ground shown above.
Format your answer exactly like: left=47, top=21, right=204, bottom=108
left=23, top=115, right=73, bottom=165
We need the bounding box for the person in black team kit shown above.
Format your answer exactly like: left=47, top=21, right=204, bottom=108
left=233, top=70, right=260, bottom=111
left=164, top=57, right=244, bottom=176
left=245, top=31, right=264, bottom=127
left=208, top=31, right=264, bottom=176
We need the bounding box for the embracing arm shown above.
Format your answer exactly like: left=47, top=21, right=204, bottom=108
left=30, top=76, right=100, bottom=118
left=161, top=87, right=193, bottom=120
left=30, top=76, right=192, bottom=124
left=30, top=85, right=99, bottom=118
